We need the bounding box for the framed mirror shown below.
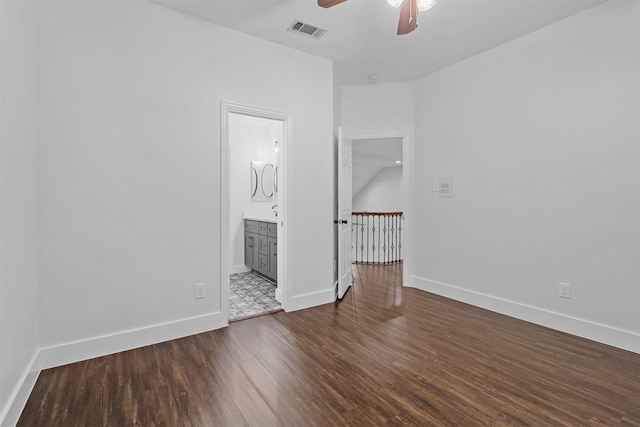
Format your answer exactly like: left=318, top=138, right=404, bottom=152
left=251, top=161, right=274, bottom=202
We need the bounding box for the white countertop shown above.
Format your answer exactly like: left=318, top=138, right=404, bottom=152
left=243, top=214, right=277, bottom=223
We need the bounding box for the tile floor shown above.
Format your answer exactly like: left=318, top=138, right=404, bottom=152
left=229, top=271, right=282, bottom=321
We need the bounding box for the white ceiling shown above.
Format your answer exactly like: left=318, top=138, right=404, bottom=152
left=152, top=0, right=604, bottom=85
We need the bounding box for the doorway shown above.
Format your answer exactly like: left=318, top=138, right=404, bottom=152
left=221, top=102, right=291, bottom=322
left=347, top=133, right=411, bottom=286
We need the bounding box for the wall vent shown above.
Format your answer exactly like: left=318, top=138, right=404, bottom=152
left=287, top=20, right=327, bottom=40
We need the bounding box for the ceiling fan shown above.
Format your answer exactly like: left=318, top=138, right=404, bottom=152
left=317, top=0, right=436, bottom=35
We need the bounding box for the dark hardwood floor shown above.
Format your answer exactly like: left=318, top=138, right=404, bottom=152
left=19, top=263, right=640, bottom=426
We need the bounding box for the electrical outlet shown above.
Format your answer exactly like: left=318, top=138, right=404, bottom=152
left=194, top=283, right=205, bottom=299
left=558, top=282, right=571, bottom=299
left=429, top=181, right=440, bottom=192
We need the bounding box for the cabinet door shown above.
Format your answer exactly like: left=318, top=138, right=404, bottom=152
left=268, top=236, right=277, bottom=281
left=245, top=232, right=258, bottom=270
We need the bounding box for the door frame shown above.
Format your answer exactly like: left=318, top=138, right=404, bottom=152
left=337, top=129, right=353, bottom=299
left=346, top=131, right=413, bottom=287
left=220, top=101, right=292, bottom=321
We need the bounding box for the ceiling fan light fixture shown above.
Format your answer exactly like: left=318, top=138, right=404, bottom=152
left=418, top=0, right=436, bottom=12
left=386, top=0, right=403, bottom=8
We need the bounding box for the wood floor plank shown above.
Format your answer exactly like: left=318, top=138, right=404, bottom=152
left=18, top=263, right=640, bottom=426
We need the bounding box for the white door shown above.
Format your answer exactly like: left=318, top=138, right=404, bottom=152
left=337, top=128, right=353, bottom=299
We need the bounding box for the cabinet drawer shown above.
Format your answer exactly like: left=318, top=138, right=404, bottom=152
left=258, top=235, right=269, bottom=255
left=257, top=222, right=268, bottom=234
left=244, top=220, right=259, bottom=233
left=258, top=254, right=269, bottom=274
left=267, top=223, right=277, bottom=237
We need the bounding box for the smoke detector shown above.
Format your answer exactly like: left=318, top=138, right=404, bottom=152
left=287, top=20, right=328, bottom=40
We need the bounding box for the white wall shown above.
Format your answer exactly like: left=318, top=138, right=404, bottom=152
left=341, top=82, right=415, bottom=138
left=230, top=114, right=279, bottom=273
left=353, top=166, right=403, bottom=213
left=0, top=0, right=40, bottom=424
left=37, top=0, right=334, bottom=367
left=412, top=0, right=639, bottom=352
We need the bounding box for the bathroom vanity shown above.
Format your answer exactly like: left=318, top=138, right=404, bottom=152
left=244, top=218, right=277, bottom=282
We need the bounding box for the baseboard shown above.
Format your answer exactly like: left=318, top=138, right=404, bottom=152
left=38, top=311, right=227, bottom=370
left=0, top=351, right=40, bottom=427
left=2, top=313, right=227, bottom=426
left=408, top=275, right=640, bottom=354
left=232, top=265, right=251, bottom=274
left=288, top=288, right=335, bottom=312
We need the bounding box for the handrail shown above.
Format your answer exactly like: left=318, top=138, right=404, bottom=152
left=352, top=211, right=403, bottom=216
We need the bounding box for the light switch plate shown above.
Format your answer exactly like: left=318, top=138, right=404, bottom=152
left=439, top=177, right=454, bottom=198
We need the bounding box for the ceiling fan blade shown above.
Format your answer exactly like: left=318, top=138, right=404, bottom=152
left=397, top=0, right=418, bottom=35
left=317, top=0, right=348, bottom=8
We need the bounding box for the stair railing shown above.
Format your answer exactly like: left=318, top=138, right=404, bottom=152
left=351, top=212, right=403, bottom=264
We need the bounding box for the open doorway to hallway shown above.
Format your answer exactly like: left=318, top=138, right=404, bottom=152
left=351, top=137, right=405, bottom=267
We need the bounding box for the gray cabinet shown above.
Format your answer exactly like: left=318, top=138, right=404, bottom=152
left=244, top=220, right=259, bottom=272
left=244, top=219, right=277, bottom=282
left=268, top=237, right=277, bottom=279
left=267, top=222, right=277, bottom=279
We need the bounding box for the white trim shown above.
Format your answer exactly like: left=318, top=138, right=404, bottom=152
left=0, top=2, right=5, bottom=424
left=220, top=103, right=232, bottom=322
left=345, top=131, right=413, bottom=287
left=0, top=352, right=40, bottom=427
left=38, top=312, right=226, bottom=370
left=409, top=275, right=640, bottom=354
left=221, top=101, right=292, bottom=314
left=288, top=288, right=335, bottom=312
left=232, top=264, right=251, bottom=274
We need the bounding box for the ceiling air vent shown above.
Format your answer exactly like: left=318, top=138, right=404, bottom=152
left=287, top=20, right=327, bottom=40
